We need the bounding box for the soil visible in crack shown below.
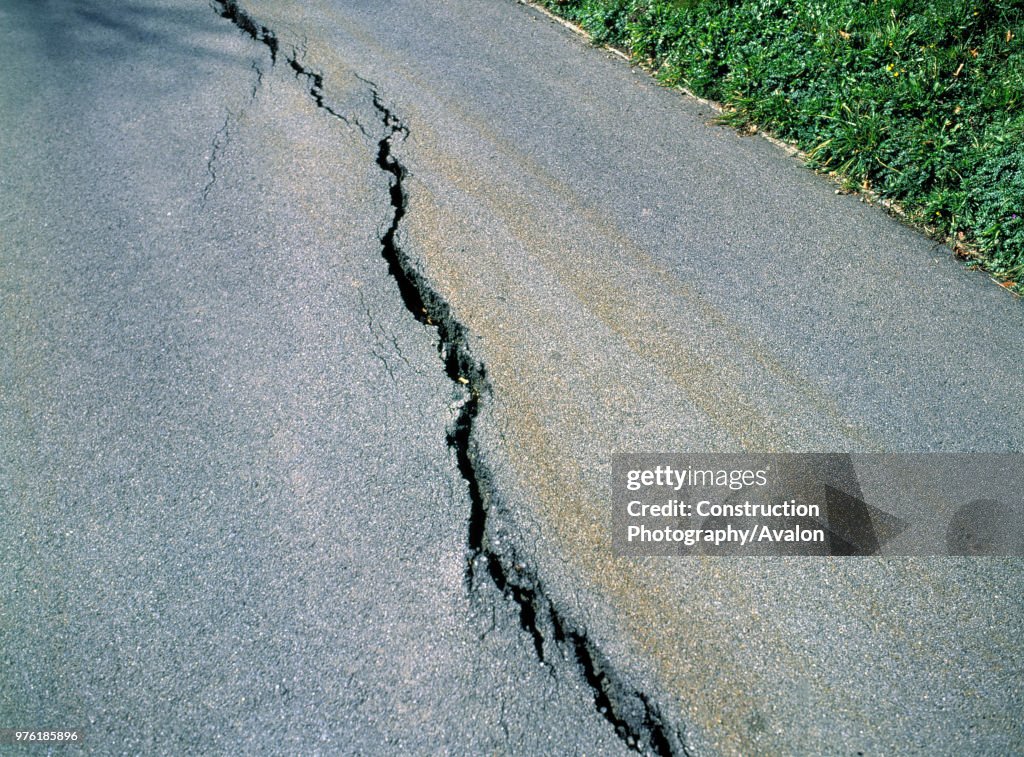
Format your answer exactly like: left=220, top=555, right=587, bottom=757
left=212, top=3, right=691, bottom=753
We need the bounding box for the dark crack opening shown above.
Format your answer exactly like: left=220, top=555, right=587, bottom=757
left=368, top=99, right=688, bottom=754
left=212, top=3, right=692, bottom=754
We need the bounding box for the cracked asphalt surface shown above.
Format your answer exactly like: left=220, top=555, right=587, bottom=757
left=3, top=0, right=1023, bottom=755
left=0, top=1, right=625, bottom=753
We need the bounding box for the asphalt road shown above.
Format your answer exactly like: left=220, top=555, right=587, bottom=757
left=0, top=1, right=625, bottom=754
left=3, top=0, right=1023, bottom=755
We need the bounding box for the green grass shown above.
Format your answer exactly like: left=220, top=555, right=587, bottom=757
left=540, top=0, right=1024, bottom=289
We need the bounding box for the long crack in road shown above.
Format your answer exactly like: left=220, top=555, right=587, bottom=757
left=2, top=0, right=1022, bottom=754
left=213, top=3, right=685, bottom=751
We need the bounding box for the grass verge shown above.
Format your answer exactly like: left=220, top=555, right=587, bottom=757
left=536, top=0, right=1024, bottom=292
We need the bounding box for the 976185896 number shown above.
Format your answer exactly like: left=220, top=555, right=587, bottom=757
left=0, top=730, right=83, bottom=744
